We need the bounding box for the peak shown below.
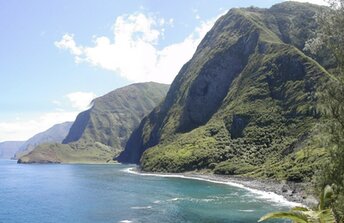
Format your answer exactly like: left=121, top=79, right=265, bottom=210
left=118, top=82, right=170, bottom=90
left=270, top=1, right=325, bottom=12
left=136, top=81, right=169, bottom=85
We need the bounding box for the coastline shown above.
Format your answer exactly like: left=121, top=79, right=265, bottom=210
left=124, top=167, right=318, bottom=208
left=11, top=157, right=318, bottom=207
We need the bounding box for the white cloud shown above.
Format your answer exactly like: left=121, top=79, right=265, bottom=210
left=0, top=111, right=78, bottom=142
left=1, top=13, right=216, bottom=142
left=66, top=91, right=97, bottom=110
left=0, top=92, right=96, bottom=142
left=288, top=0, right=329, bottom=5
left=52, top=100, right=62, bottom=106
left=55, top=12, right=218, bottom=84
left=55, top=33, right=83, bottom=56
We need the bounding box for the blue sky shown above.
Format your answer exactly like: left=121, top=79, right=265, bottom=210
left=0, top=0, right=326, bottom=141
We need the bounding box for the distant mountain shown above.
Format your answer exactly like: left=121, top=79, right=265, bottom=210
left=63, top=82, right=170, bottom=150
left=118, top=2, right=329, bottom=182
left=18, top=82, right=169, bottom=164
left=0, top=141, right=24, bottom=159
left=14, top=122, right=73, bottom=159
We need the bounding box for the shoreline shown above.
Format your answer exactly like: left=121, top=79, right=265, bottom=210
left=9, top=158, right=319, bottom=207
left=124, top=167, right=318, bottom=207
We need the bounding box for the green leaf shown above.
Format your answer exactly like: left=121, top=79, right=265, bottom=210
left=292, top=206, right=311, bottom=212
left=258, top=211, right=309, bottom=223
left=317, top=209, right=336, bottom=223
left=319, top=185, right=334, bottom=210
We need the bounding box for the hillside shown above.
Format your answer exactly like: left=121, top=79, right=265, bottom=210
left=118, top=2, right=329, bottom=182
left=14, top=122, right=73, bottom=159
left=18, top=82, right=169, bottom=164
left=0, top=141, right=24, bottom=159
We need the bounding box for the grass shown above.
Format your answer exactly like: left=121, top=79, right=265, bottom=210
left=127, top=3, right=331, bottom=184
left=21, top=82, right=170, bottom=164
left=18, top=142, right=119, bottom=164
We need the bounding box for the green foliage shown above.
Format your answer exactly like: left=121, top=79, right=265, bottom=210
left=20, top=82, right=169, bottom=164
left=18, top=142, right=119, bottom=164
left=117, top=2, right=333, bottom=184
left=259, top=209, right=336, bottom=223
left=64, top=82, right=169, bottom=151
left=214, top=161, right=255, bottom=175
left=304, top=0, right=344, bottom=220
left=141, top=127, right=219, bottom=172
left=259, top=185, right=337, bottom=223
left=139, top=44, right=326, bottom=180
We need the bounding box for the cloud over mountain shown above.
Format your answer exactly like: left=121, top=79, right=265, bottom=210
left=55, top=12, right=216, bottom=84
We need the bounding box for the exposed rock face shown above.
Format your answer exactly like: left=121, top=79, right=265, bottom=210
left=63, top=111, right=90, bottom=144
left=119, top=2, right=329, bottom=182
left=178, top=31, right=259, bottom=133
left=19, top=82, right=169, bottom=164
left=230, top=115, right=249, bottom=139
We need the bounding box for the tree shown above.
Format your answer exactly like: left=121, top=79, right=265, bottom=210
left=258, top=185, right=336, bottom=223
left=304, top=0, right=344, bottom=221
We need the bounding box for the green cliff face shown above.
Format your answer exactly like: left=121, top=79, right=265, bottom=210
left=63, top=82, right=170, bottom=150
left=118, top=2, right=329, bottom=182
left=19, top=82, right=169, bottom=164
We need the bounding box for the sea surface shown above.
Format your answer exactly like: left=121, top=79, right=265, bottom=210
left=0, top=159, right=290, bottom=223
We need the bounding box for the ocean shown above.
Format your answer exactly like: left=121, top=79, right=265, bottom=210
left=0, top=159, right=290, bottom=223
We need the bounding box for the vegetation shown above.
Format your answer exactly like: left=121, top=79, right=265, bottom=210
left=14, top=122, right=73, bottom=159
left=19, top=82, right=169, bottom=164
left=63, top=82, right=170, bottom=151
left=258, top=1, right=344, bottom=221
left=259, top=185, right=336, bottom=223
left=304, top=0, right=344, bottom=220
left=120, top=2, right=330, bottom=183
left=18, top=142, right=118, bottom=164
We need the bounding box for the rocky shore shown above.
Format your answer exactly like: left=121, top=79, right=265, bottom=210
left=128, top=167, right=318, bottom=207
left=182, top=173, right=318, bottom=207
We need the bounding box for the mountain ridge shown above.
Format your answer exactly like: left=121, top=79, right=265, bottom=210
left=118, top=2, right=329, bottom=182
left=0, top=141, right=25, bottom=159
left=19, top=82, right=169, bottom=164
left=14, top=122, right=73, bottom=159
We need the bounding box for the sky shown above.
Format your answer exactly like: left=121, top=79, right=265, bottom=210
left=0, top=0, right=327, bottom=142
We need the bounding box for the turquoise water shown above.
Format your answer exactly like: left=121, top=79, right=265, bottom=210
left=0, top=159, right=289, bottom=223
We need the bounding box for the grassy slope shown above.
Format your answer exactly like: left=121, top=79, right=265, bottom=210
left=14, top=122, right=73, bottom=159
left=120, top=2, right=330, bottom=182
left=141, top=45, right=327, bottom=181
left=64, top=82, right=170, bottom=150
left=19, top=82, right=169, bottom=164
left=18, top=142, right=117, bottom=164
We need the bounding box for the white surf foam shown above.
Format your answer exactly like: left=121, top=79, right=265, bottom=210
left=122, top=167, right=303, bottom=207
left=239, top=209, right=255, bottom=212
left=130, top=206, right=152, bottom=210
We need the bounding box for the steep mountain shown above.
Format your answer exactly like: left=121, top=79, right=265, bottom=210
left=118, top=2, right=329, bottom=182
left=18, top=82, right=169, bottom=164
left=14, top=122, right=73, bottom=159
left=0, top=141, right=24, bottom=159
